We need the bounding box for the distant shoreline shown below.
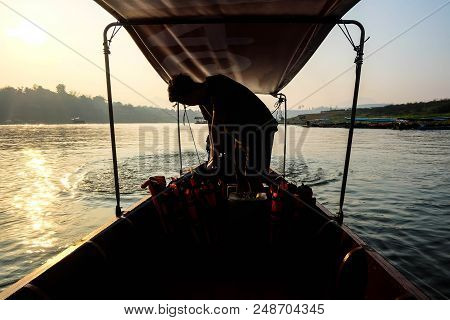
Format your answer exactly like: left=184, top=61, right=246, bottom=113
left=0, top=85, right=201, bottom=125
left=0, top=121, right=183, bottom=125
left=289, top=123, right=450, bottom=130
left=286, top=99, right=450, bottom=130
left=2, top=122, right=449, bottom=131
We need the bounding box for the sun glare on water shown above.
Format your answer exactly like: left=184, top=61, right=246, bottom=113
left=13, top=149, right=57, bottom=249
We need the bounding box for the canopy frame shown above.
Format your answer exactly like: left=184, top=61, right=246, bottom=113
left=102, top=17, right=365, bottom=222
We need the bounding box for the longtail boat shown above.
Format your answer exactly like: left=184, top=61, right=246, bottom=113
left=0, top=0, right=427, bottom=299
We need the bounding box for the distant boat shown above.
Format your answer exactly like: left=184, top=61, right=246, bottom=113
left=194, top=116, right=207, bottom=124
left=71, top=117, right=86, bottom=124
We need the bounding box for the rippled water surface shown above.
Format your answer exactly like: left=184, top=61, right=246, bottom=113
left=0, top=124, right=449, bottom=298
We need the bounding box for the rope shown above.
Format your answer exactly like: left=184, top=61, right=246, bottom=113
left=338, top=23, right=357, bottom=51
left=176, top=102, right=183, bottom=175
left=108, top=25, right=122, bottom=46
left=272, top=98, right=282, bottom=119
left=183, top=105, right=202, bottom=164
left=273, top=94, right=287, bottom=177
left=338, top=22, right=370, bottom=55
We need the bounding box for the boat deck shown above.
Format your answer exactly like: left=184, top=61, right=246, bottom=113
left=0, top=172, right=426, bottom=299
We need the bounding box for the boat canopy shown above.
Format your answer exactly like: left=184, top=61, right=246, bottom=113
left=95, top=0, right=360, bottom=94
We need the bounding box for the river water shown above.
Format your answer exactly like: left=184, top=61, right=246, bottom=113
left=0, top=124, right=448, bottom=298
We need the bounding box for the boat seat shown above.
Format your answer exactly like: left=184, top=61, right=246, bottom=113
left=226, top=193, right=271, bottom=246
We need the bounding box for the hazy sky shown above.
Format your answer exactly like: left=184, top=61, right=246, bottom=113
left=1, top=0, right=449, bottom=109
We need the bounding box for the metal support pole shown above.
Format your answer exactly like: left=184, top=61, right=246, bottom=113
left=283, top=96, right=287, bottom=178
left=176, top=103, right=183, bottom=175
left=337, top=21, right=365, bottom=224
left=103, top=27, right=122, bottom=218
left=277, top=93, right=287, bottom=178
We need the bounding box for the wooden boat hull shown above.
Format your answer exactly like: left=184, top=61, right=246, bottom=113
left=0, top=172, right=427, bottom=300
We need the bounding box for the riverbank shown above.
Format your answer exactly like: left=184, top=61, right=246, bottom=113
left=287, top=99, right=450, bottom=130
left=295, top=120, right=450, bottom=130
left=0, top=85, right=201, bottom=124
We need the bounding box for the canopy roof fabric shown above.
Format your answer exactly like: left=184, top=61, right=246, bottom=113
left=95, top=0, right=360, bottom=94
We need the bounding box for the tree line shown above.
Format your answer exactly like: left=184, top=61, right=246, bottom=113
left=0, top=84, right=200, bottom=124
left=287, top=99, right=450, bottom=124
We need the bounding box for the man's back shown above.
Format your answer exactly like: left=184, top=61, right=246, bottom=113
left=205, top=75, right=276, bottom=127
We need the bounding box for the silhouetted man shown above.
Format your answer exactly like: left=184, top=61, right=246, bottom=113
left=168, top=74, right=278, bottom=192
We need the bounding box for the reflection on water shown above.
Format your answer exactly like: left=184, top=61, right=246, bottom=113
left=13, top=149, right=57, bottom=250
left=0, top=124, right=449, bottom=298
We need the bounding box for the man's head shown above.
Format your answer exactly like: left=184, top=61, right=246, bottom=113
left=168, top=74, right=206, bottom=106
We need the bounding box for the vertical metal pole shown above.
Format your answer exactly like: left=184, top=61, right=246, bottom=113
left=103, top=26, right=122, bottom=217
left=338, top=21, right=365, bottom=224
left=283, top=95, right=287, bottom=178
left=277, top=93, right=287, bottom=178
left=176, top=103, right=183, bottom=175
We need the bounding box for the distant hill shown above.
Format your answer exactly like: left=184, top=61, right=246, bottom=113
left=287, top=99, right=450, bottom=124
left=0, top=85, right=201, bottom=124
